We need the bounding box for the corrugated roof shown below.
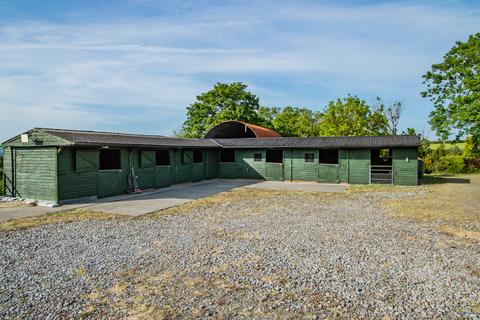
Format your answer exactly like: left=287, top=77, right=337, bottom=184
left=204, top=120, right=281, bottom=138
left=4, top=128, right=420, bottom=149
left=214, top=135, right=421, bottom=148
left=38, top=128, right=219, bottom=148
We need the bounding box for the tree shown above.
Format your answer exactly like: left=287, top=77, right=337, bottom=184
left=317, top=95, right=388, bottom=136
left=376, top=97, right=404, bottom=135
left=257, top=106, right=280, bottom=129
left=180, top=82, right=262, bottom=138
left=421, top=33, right=480, bottom=145
left=270, top=106, right=320, bottom=137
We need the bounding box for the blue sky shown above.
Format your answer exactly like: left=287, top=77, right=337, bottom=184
left=0, top=0, right=479, bottom=142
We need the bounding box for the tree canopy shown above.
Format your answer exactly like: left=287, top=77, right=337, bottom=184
left=317, top=96, right=388, bottom=136
left=180, top=83, right=392, bottom=138
left=179, top=82, right=262, bottom=138
left=421, top=33, right=480, bottom=149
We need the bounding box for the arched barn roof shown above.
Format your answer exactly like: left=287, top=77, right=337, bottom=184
left=204, top=120, right=281, bottom=139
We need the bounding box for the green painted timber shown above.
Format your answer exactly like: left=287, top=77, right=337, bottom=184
left=283, top=149, right=293, bottom=181
left=97, top=149, right=129, bottom=198
left=3, top=147, right=12, bottom=196
left=291, top=149, right=318, bottom=181
left=204, top=149, right=219, bottom=179
left=173, top=149, right=193, bottom=183
left=348, top=149, right=370, bottom=184
left=219, top=162, right=237, bottom=178
left=339, top=149, right=349, bottom=183
left=265, top=163, right=283, bottom=180
left=238, top=149, right=265, bottom=179
left=58, top=148, right=98, bottom=201
left=192, top=162, right=205, bottom=182
left=393, top=148, right=418, bottom=185
left=3, top=130, right=70, bottom=147
left=13, top=147, right=58, bottom=202
left=133, top=149, right=155, bottom=190
left=155, top=166, right=171, bottom=188
left=318, top=164, right=340, bottom=183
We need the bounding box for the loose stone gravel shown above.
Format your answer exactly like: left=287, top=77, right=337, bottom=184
left=0, top=190, right=479, bottom=319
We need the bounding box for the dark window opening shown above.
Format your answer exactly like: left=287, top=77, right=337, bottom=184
left=220, top=149, right=235, bottom=162
left=193, top=150, right=203, bottom=163
left=304, top=153, right=314, bottom=162
left=266, top=149, right=283, bottom=163
left=254, top=153, right=262, bottom=162
left=319, top=149, right=339, bottom=164
left=156, top=149, right=170, bottom=166
left=99, top=149, right=121, bottom=170
left=371, top=149, right=392, bottom=165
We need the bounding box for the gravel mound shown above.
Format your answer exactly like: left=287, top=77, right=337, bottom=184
left=1, top=191, right=479, bottom=319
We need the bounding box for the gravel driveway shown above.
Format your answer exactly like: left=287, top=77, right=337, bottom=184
left=1, top=189, right=479, bottom=319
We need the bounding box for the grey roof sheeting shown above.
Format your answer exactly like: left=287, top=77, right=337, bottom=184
left=213, top=135, right=421, bottom=148
left=39, top=128, right=219, bottom=148
left=4, top=128, right=420, bottom=149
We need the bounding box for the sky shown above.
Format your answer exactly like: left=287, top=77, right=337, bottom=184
left=0, top=0, right=479, bottom=142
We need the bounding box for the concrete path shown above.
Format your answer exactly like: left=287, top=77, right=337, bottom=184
left=0, top=179, right=346, bottom=222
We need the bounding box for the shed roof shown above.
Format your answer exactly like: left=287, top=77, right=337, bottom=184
left=204, top=120, right=281, bottom=138
left=6, top=128, right=219, bottom=148
left=2, top=128, right=421, bottom=149
left=214, top=135, right=421, bottom=148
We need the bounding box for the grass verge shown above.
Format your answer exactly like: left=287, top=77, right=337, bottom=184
left=385, top=174, right=480, bottom=241
left=0, top=208, right=128, bottom=232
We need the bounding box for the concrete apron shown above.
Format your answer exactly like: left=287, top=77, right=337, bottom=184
left=0, top=179, right=347, bottom=221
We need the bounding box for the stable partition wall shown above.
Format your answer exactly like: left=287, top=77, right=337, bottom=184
left=318, top=149, right=340, bottom=183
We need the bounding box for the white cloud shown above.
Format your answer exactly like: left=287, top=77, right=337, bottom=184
left=0, top=1, right=479, bottom=141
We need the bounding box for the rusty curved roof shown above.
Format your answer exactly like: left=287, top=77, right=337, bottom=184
left=204, top=120, right=281, bottom=139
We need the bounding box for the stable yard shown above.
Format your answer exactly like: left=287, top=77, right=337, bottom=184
left=0, top=175, right=479, bottom=319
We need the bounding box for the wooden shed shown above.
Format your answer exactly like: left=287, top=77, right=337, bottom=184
left=2, top=125, right=420, bottom=205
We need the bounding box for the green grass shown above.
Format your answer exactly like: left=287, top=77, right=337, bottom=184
left=429, top=142, right=465, bottom=150
left=0, top=208, right=129, bottom=232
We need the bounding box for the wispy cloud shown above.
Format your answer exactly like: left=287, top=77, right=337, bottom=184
left=0, top=1, right=479, bottom=140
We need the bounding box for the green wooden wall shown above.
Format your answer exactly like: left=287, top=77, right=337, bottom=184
left=339, top=149, right=349, bottom=183
left=291, top=149, right=318, bottom=181
left=5, top=130, right=70, bottom=147
left=348, top=149, right=370, bottom=184
left=393, top=148, right=418, bottom=186
left=12, top=147, right=58, bottom=202
left=58, top=148, right=98, bottom=200
left=3, top=147, right=12, bottom=197
left=2, top=141, right=420, bottom=203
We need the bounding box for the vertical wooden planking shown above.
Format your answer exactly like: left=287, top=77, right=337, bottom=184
left=348, top=149, right=370, bottom=184
left=14, top=147, right=58, bottom=202
left=393, top=148, right=418, bottom=185
left=3, top=147, right=12, bottom=196
left=339, top=149, right=349, bottom=183
left=57, top=148, right=98, bottom=201
left=291, top=149, right=318, bottom=181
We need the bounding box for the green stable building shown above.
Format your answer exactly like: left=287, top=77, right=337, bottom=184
left=2, top=121, right=420, bottom=205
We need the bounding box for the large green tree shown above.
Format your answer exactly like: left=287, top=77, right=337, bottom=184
left=270, top=106, right=320, bottom=137
left=421, top=33, right=480, bottom=150
left=316, top=96, right=388, bottom=136
left=180, top=82, right=262, bottom=138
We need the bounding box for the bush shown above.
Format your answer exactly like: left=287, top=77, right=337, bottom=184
left=436, top=155, right=465, bottom=173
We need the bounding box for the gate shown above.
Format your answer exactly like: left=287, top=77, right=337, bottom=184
left=370, top=165, right=393, bottom=184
